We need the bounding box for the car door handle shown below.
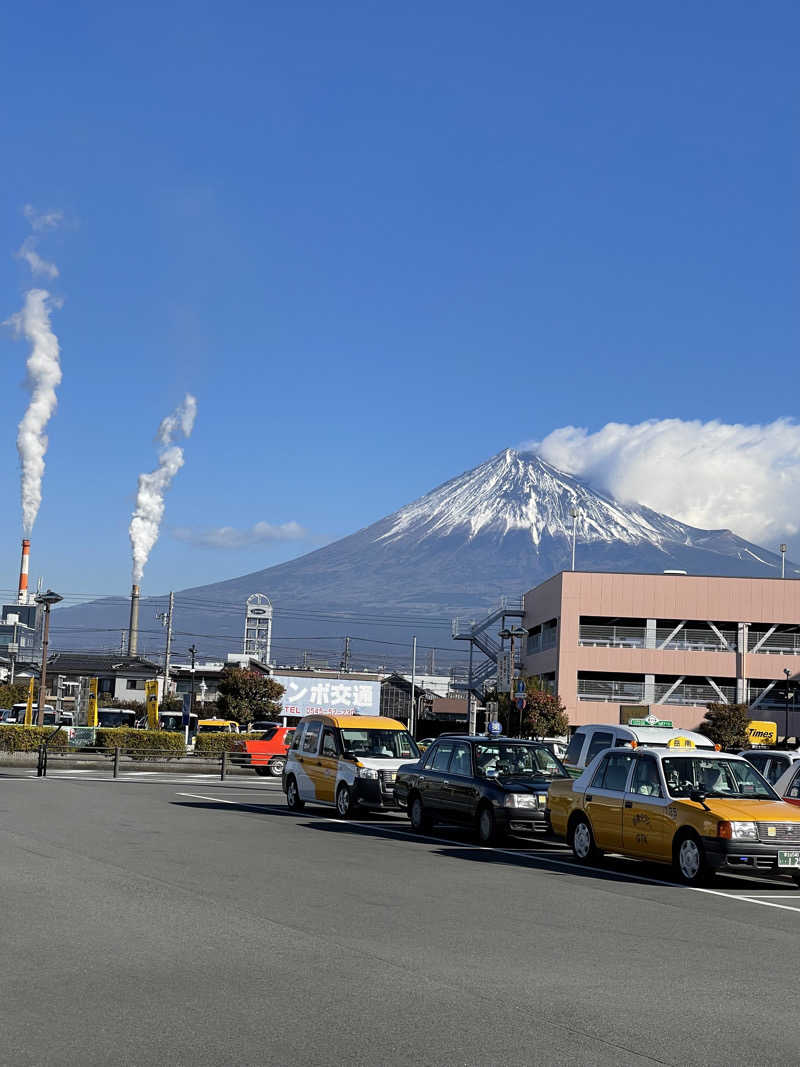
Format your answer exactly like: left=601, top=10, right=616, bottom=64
left=624, top=800, right=633, bottom=808
left=418, top=775, right=426, bottom=782
left=442, top=780, right=450, bottom=788
left=585, top=794, right=593, bottom=802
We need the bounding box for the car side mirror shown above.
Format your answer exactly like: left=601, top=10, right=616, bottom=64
left=689, top=788, right=707, bottom=803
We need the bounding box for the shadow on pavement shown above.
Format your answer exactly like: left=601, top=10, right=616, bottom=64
left=170, top=799, right=800, bottom=896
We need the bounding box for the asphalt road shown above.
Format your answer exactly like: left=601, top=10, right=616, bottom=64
left=3, top=771, right=800, bottom=1067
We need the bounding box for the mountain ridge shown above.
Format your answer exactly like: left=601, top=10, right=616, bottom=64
left=50, top=449, right=797, bottom=663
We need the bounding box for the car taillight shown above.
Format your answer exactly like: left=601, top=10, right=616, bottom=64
left=717, top=821, right=732, bottom=839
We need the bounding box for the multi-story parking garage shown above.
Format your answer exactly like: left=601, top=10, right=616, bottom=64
left=520, top=571, right=800, bottom=731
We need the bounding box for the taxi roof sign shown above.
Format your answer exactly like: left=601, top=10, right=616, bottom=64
left=667, top=736, right=696, bottom=749
left=629, top=716, right=674, bottom=728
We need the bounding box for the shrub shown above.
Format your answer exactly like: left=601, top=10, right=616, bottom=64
left=94, top=728, right=186, bottom=760
left=697, top=703, right=751, bottom=752
left=194, top=733, right=247, bottom=757
left=0, top=724, right=69, bottom=752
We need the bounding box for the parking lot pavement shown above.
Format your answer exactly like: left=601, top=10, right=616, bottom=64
left=3, top=777, right=800, bottom=1066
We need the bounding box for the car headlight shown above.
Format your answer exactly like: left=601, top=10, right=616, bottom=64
left=504, top=794, right=538, bottom=808
left=729, top=821, right=757, bottom=840
left=355, top=766, right=378, bottom=779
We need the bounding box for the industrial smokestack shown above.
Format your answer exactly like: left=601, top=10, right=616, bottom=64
left=18, top=539, right=30, bottom=604
left=128, top=584, right=140, bottom=655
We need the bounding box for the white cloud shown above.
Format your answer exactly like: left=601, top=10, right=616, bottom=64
left=17, top=236, right=59, bottom=279
left=523, top=418, right=800, bottom=546
left=173, top=521, right=309, bottom=549
left=23, top=204, right=63, bottom=231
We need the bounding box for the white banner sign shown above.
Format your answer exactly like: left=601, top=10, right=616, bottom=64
left=273, top=675, right=381, bottom=718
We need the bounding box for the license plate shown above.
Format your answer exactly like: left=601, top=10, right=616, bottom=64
left=778, top=850, right=800, bottom=867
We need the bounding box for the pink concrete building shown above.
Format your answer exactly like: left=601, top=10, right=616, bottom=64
left=520, top=571, right=800, bottom=732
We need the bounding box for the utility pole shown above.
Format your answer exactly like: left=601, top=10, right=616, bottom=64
left=467, top=640, right=475, bottom=735
left=7, top=613, right=19, bottom=686
left=341, top=636, right=351, bottom=672
left=780, top=544, right=788, bottom=579
left=157, top=592, right=174, bottom=705
left=188, top=644, right=198, bottom=711
left=410, top=635, right=417, bottom=736
left=570, top=508, right=579, bottom=571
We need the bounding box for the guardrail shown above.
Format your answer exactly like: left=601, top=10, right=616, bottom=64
left=35, top=746, right=253, bottom=780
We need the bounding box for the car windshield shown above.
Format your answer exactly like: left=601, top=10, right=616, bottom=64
left=662, top=757, right=778, bottom=800
left=340, top=729, right=419, bottom=759
left=475, top=742, right=566, bottom=778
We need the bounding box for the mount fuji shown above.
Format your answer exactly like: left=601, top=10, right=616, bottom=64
left=52, top=449, right=795, bottom=663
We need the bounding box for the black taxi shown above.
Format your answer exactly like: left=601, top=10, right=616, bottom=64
left=395, top=734, right=570, bottom=844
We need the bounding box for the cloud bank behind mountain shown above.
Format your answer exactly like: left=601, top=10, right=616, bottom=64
left=525, top=418, right=800, bottom=547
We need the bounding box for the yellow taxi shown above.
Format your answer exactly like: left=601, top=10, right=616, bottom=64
left=547, top=739, right=800, bottom=886
left=283, top=714, right=419, bottom=817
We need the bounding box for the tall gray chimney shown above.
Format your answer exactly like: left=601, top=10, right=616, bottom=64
left=128, top=584, right=140, bottom=655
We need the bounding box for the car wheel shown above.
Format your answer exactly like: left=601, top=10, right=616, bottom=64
left=570, top=816, right=600, bottom=863
left=673, top=832, right=712, bottom=886
left=267, top=757, right=286, bottom=778
left=336, top=784, right=355, bottom=818
left=285, top=776, right=304, bottom=812
left=409, top=793, right=433, bottom=833
left=476, top=803, right=505, bottom=845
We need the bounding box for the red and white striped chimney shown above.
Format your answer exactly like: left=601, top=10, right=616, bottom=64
left=17, top=539, right=30, bottom=604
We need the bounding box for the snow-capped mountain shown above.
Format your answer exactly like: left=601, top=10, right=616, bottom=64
left=52, top=449, right=796, bottom=661
left=378, top=449, right=696, bottom=551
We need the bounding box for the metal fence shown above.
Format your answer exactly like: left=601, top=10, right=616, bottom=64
left=35, top=746, right=252, bottom=780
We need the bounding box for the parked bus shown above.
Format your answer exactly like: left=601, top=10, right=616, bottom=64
left=97, top=707, right=138, bottom=729
left=159, top=711, right=199, bottom=739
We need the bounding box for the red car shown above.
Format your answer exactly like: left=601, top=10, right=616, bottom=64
left=234, top=725, right=295, bottom=777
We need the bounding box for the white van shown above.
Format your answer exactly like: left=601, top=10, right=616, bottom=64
left=563, top=723, right=714, bottom=771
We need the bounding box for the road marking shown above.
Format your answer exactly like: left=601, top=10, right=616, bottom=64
left=175, top=792, right=239, bottom=803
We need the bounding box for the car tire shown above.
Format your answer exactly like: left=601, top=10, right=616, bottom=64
left=285, top=776, right=304, bottom=812
left=476, top=803, right=505, bottom=846
left=409, top=793, right=433, bottom=833
left=267, top=757, right=286, bottom=778
left=570, top=815, right=601, bottom=863
left=336, top=784, right=355, bottom=818
left=673, top=831, right=712, bottom=886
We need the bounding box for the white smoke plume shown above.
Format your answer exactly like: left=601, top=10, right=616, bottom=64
left=525, top=418, right=800, bottom=546
left=17, top=236, right=59, bottom=279
left=6, top=290, right=63, bottom=534
left=129, top=394, right=197, bottom=582
left=23, top=204, right=63, bottom=231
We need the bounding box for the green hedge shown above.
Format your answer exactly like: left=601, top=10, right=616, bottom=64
left=94, top=728, right=186, bottom=760
left=0, top=725, right=70, bottom=752
left=193, top=733, right=247, bottom=756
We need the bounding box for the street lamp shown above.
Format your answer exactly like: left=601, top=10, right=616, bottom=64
left=780, top=544, right=788, bottom=579
left=499, top=625, right=528, bottom=737
left=570, top=508, right=579, bottom=571
left=34, top=590, right=62, bottom=727
left=784, top=668, right=793, bottom=740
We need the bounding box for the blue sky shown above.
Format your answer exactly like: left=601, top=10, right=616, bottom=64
left=0, top=1, right=797, bottom=603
